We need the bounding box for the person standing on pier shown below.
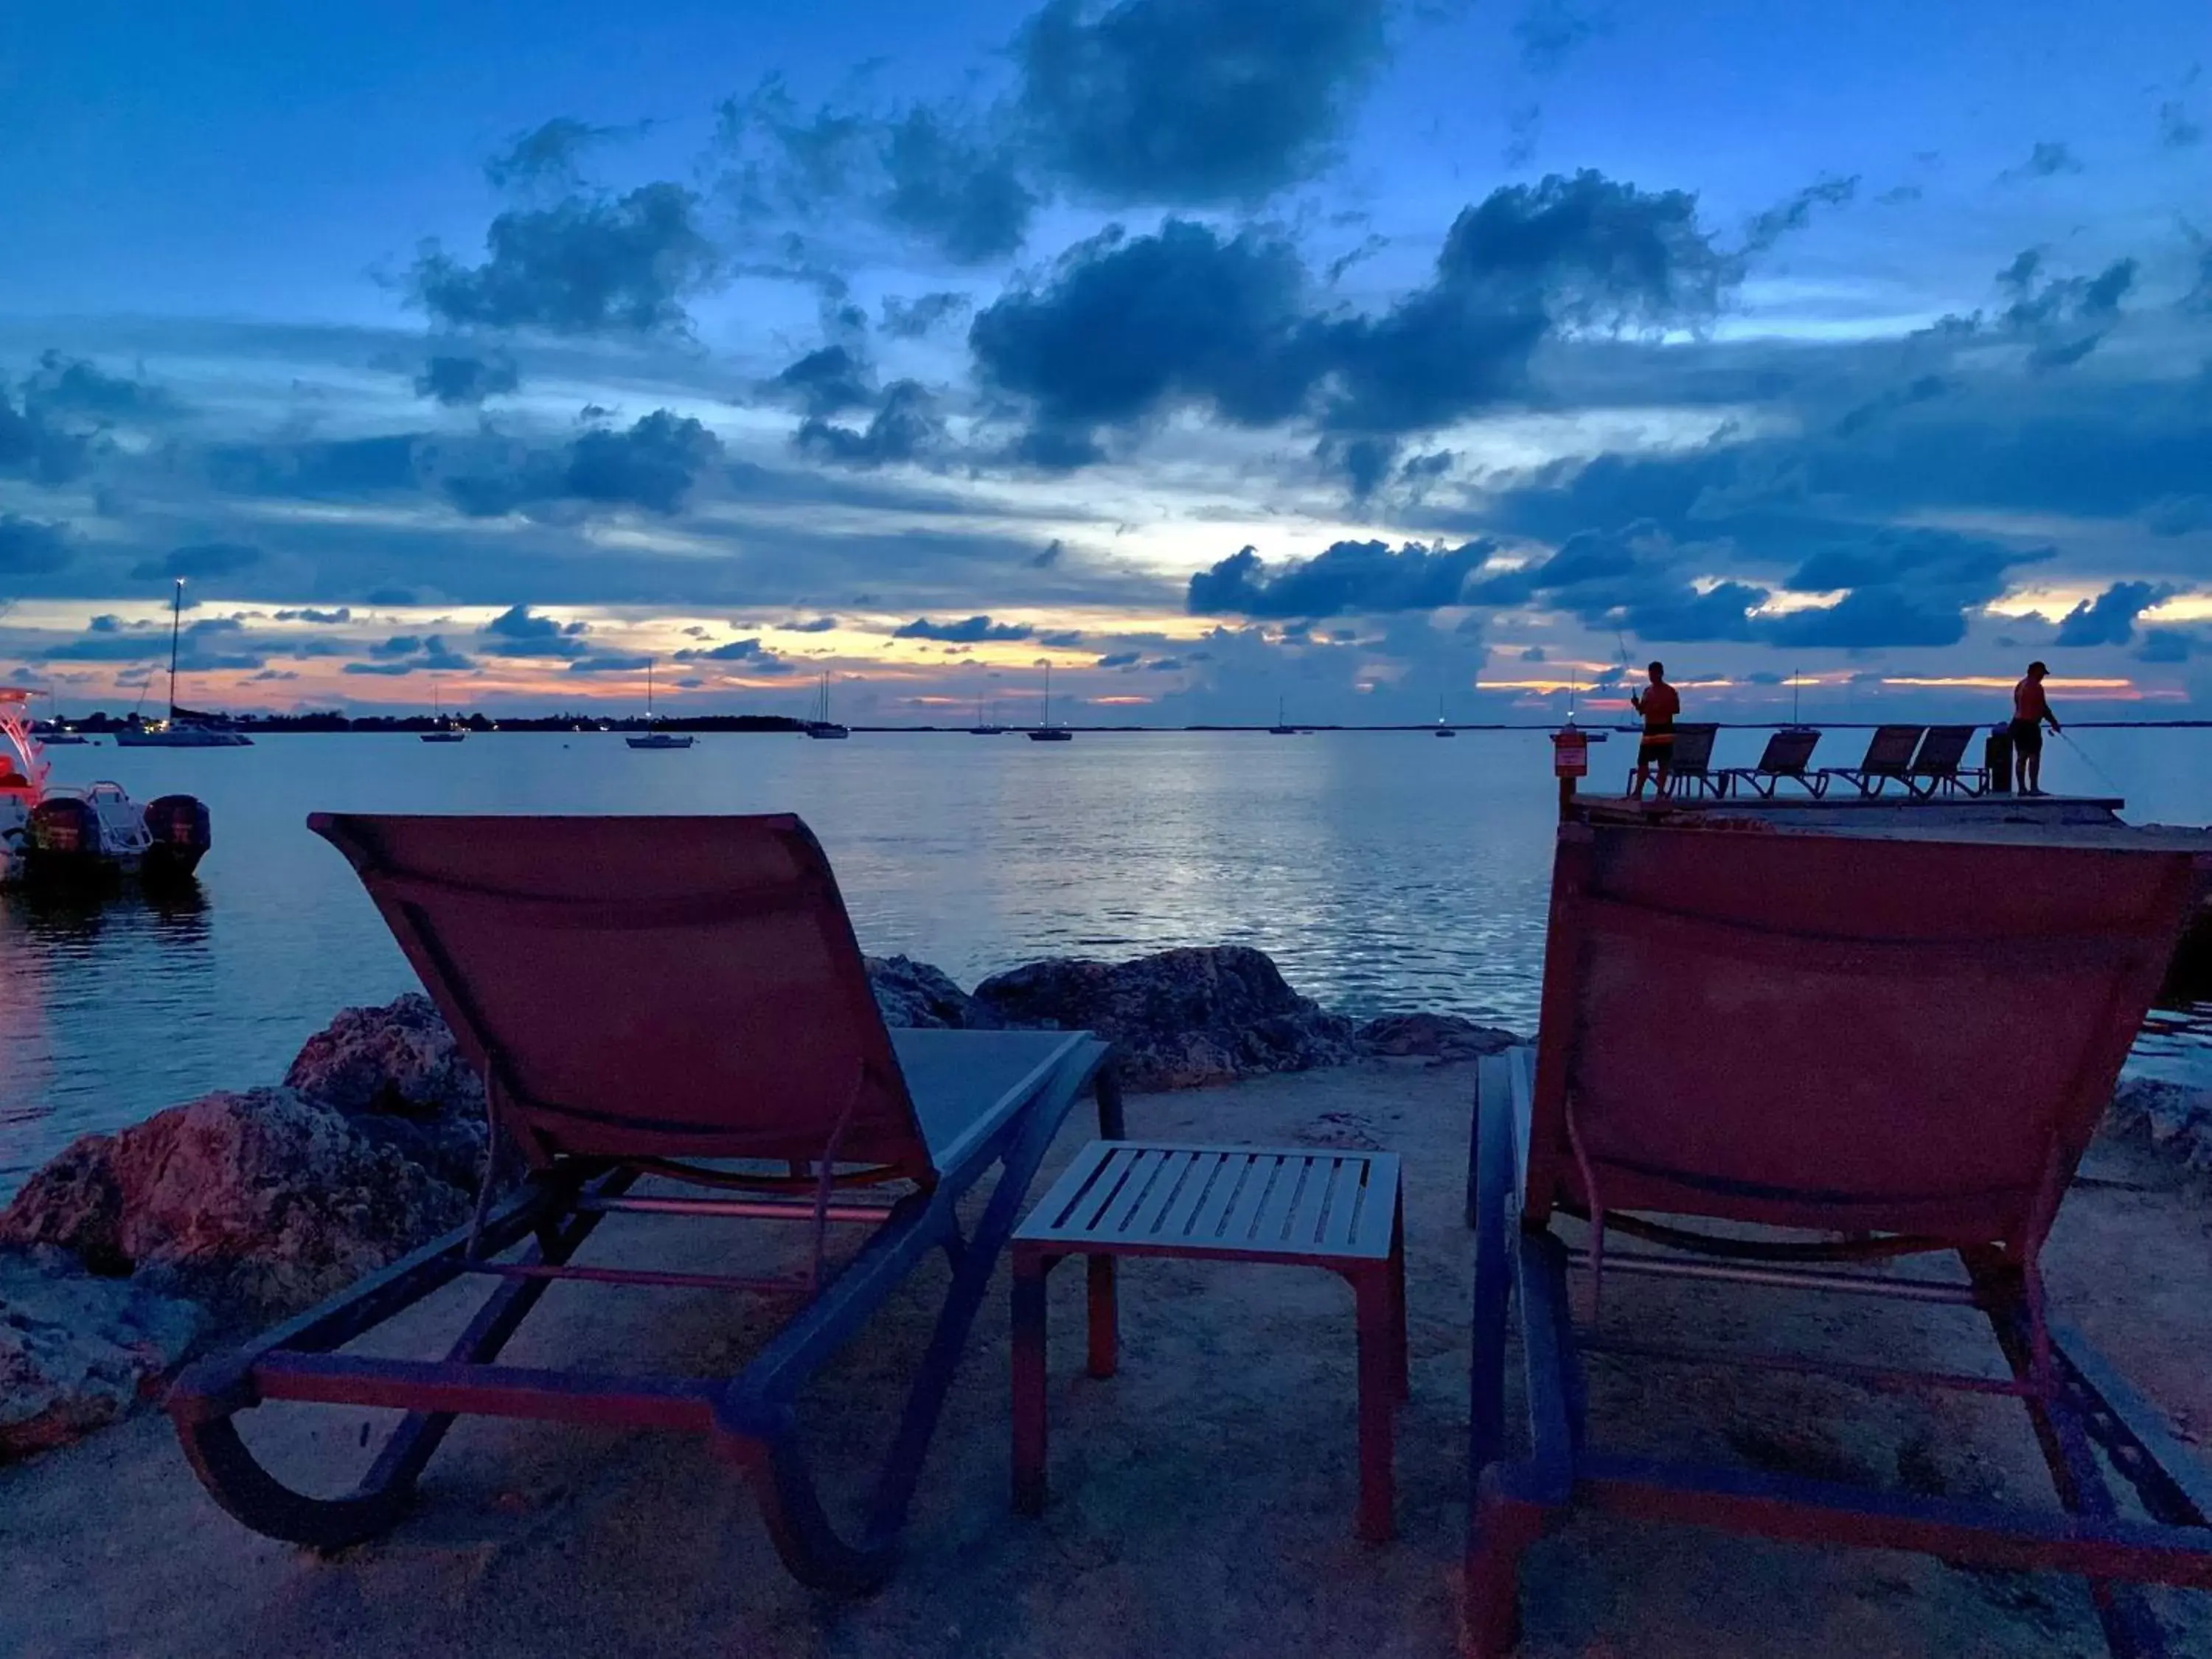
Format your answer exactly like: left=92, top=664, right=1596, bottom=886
left=2010, top=661, right=2062, bottom=795
left=1629, top=661, right=1680, bottom=799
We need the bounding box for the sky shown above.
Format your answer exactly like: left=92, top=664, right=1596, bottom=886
left=0, top=0, right=2208, bottom=726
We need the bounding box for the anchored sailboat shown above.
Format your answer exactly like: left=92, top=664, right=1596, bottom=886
left=115, top=579, right=253, bottom=746
left=625, top=659, right=695, bottom=749
left=420, top=677, right=467, bottom=742
left=804, top=671, right=849, bottom=739
left=1027, top=662, right=1072, bottom=740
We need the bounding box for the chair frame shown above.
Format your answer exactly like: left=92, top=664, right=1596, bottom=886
left=1461, top=825, right=2212, bottom=1658
left=1813, top=723, right=1928, bottom=799
left=1904, top=723, right=1992, bottom=798
left=1711, top=727, right=1821, bottom=799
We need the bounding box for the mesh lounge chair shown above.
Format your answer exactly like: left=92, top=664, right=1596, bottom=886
left=1464, top=821, right=2212, bottom=1657
left=1712, top=727, right=1820, bottom=797
left=168, top=813, right=1118, bottom=1593
left=1630, top=722, right=1720, bottom=798
left=1813, top=723, right=1925, bottom=797
left=1906, top=723, right=1990, bottom=797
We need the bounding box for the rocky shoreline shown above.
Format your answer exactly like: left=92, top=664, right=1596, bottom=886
left=3, top=942, right=2205, bottom=1465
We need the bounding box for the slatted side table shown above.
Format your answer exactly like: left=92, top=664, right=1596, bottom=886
left=1010, top=1141, right=1408, bottom=1542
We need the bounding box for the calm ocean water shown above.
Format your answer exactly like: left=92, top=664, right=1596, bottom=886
left=3, top=727, right=2208, bottom=1194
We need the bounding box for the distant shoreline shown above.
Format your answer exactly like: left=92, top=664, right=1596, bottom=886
left=33, top=719, right=2212, bottom=737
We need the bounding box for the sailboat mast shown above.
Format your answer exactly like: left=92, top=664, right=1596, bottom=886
left=167, top=578, right=183, bottom=720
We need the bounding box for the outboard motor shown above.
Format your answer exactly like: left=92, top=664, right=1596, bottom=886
left=143, top=793, right=212, bottom=883
left=26, top=797, right=105, bottom=883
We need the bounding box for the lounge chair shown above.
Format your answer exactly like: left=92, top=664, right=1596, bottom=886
left=1711, top=727, right=1820, bottom=797
left=1630, top=722, right=1720, bottom=799
left=1812, top=723, right=1925, bottom=797
left=1906, top=723, right=1989, bottom=796
left=167, top=813, right=1118, bottom=1593
left=1464, top=820, right=2212, bottom=1656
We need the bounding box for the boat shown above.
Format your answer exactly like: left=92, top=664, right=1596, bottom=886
left=1028, top=663, right=1073, bottom=741
left=804, top=671, right=849, bottom=739
left=968, top=696, right=1005, bottom=735
left=419, top=678, right=467, bottom=743
left=1268, top=695, right=1298, bottom=735
left=114, top=580, right=254, bottom=747
left=1434, top=694, right=1457, bottom=737
left=0, top=687, right=210, bottom=886
left=35, top=688, right=88, bottom=745
left=625, top=659, right=695, bottom=750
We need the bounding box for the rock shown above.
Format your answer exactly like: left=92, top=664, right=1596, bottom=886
left=1354, top=1012, right=1523, bottom=1062
left=865, top=956, right=975, bottom=1030
left=283, top=993, right=487, bottom=1190
left=2106, top=1076, right=2212, bottom=1172
left=1, top=1249, right=205, bottom=1460
left=0, top=1088, right=473, bottom=1316
left=970, top=945, right=1357, bottom=1091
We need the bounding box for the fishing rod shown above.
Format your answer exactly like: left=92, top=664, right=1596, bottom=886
left=2056, top=727, right=2124, bottom=796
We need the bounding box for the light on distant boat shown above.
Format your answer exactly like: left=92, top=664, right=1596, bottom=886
left=420, top=675, right=467, bottom=742
left=114, top=579, right=254, bottom=747
left=626, top=658, right=695, bottom=749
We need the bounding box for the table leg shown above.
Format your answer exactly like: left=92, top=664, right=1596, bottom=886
left=1085, top=1254, right=1119, bottom=1378
left=1354, top=1265, right=1397, bottom=1543
left=1012, top=1250, right=1052, bottom=1514
left=1390, top=1192, right=1410, bottom=1401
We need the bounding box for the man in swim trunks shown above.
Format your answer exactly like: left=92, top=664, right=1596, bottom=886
left=2010, top=660, right=2061, bottom=795
left=1629, top=661, right=1680, bottom=799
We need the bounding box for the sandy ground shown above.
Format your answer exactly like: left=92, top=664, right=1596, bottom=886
left=1, top=1060, right=2208, bottom=1659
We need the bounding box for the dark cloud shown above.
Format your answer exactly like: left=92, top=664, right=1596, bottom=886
left=1189, top=538, right=1494, bottom=619
left=1834, top=373, right=1951, bottom=437
left=128, top=542, right=261, bottom=582
left=411, top=183, right=717, bottom=336
left=364, top=587, right=419, bottom=607
left=415, top=352, right=521, bottom=406
left=1762, top=529, right=2051, bottom=649
left=479, top=604, right=590, bottom=658
left=796, top=380, right=945, bottom=467
left=484, top=117, right=636, bottom=193
left=44, top=615, right=263, bottom=669
left=1514, top=0, right=1610, bottom=77
left=1742, top=175, right=1858, bottom=255
left=2000, top=140, right=2082, bottom=182
left=778, top=616, right=839, bottom=633
left=0, top=387, right=93, bottom=485
left=2160, top=101, right=2205, bottom=149
left=342, top=634, right=474, bottom=675
left=446, top=410, right=723, bottom=516
left=2138, top=630, right=2197, bottom=663
left=893, top=614, right=1034, bottom=641
left=22, top=351, right=176, bottom=420
left=672, top=637, right=785, bottom=668
left=770, top=345, right=873, bottom=418
left=1142, top=655, right=1182, bottom=670
left=1096, top=650, right=1140, bottom=668
left=971, top=173, right=1733, bottom=462
left=880, top=107, right=1039, bottom=262
left=880, top=292, right=972, bottom=338
left=273, top=606, right=353, bottom=624
left=1016, top=0, right=1391, bottom=203
left=0, top=515, right=74, bottom=574
left=1037, top=628, right=1084, bottom=646
left=1876, top=184, right=1924, bottom=206
left=1031, top=538, right=1065, bottom=568
left=1992, top=250, right=2135, bottom=369
left=565, top=653, right=657, bottom=674
left=2054, top=580, right=2175, bottom=647
left=209, top=434, right=422, bottom=495
left=1462, top=521, right=1762, bottom=641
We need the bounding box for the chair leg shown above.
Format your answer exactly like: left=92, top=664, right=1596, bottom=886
left=1390, top=1193, right=1411, bottom=1401
left=1085, top=1253, right=1119, bottom=1379
left=1012, top=1251, right=1052, bottom=1516
left=1354, top=1265, right=1398, bottom=1543
left=1465, top=1473, right=1541, bottom=1658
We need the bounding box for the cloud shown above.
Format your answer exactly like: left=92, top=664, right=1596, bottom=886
left=880, top=106, right=1040, bottom=262
left=415, top=352, right=521, bottom=405
left=0, top=515, right=74, bottom=574
left=1095, top=650, right=1139, bottom=667
left=778, top=616, right=839, bottom=633
left=796, top=380, right=945, bottom=467
left=1031, top=538, right=1065, bottom=568
left=2137, top=630, right=2197, bottom=663
left=1742, top=175, right=1858, bottom=255
left=21, top=351, right=177, bottom=421
left=447, top=409, right=724, bottom=515
left=129, top=541, right=262, bottom=581
left=0, top=387, right=94, bottom=485
left=2160, top=101, right=2205, bottom=149
left=1992, top=250, right=2135, bottom=369
left=564, top=653, right=657, bottom=674
left=273, top=606, right=353, bottom=624
left=893, top=614, right=1034, bottom=641
left=1761, top=529, right=2051, bottom=649
left=1016, top=0, right=1391, bottom=204
left=209, top=434, right=422, bottom=495
left=364, top=587, right=419, bottom=607
left=1038, top=628, right=1084, bottom=646
left=484, top=117, right=636, bottom=193
left=410, top=183, right=718, bottom=336
left=2000, top=140, right=2082, bottom=182
left=342, top=633, right=474, bottom=675
left=1188, top=538, right=1494, bottom=618
left=1514, top=1, right=1610, bottom=77
left=880, top=291, right=972, bottom=338
left=479, top=603, right=590, bottom=658
left=2054, top=580, right=2176, bottom=647
left=1461, top=521, right=1764, bottom=640
left=970, top=173, right=1733, bottom=462
left=770, top=345, right=874, bottom=418
left=44, top=615, right=264, bottom=669
left=677, top=636, right=768, bottom=661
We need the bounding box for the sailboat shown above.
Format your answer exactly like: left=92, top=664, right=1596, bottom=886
left=968, top=695, right=1005, bottom=735
left=1433, top=692, right=1457, bottom=736
left=804, top=670, right=849, bottom=738
left=1027, top=662, right=1072, bottom=741
left=1268, top=695, right=1298, bottom=735
left=115, top=580, right=254, bottom=746
left=419, top=677, right=467, bottom=742
left=625, top=659, right=695, bottom=749
left=38, top=687, right=87, bottom=745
